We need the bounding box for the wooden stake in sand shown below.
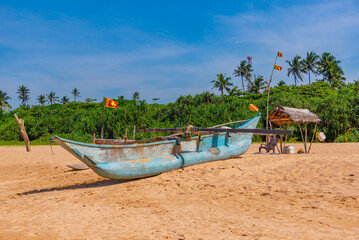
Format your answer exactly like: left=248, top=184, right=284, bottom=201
left=14, top=113, right=31, bottom=152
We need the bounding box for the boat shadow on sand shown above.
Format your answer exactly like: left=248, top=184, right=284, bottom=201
left=17, top=178, right=141, bottom=196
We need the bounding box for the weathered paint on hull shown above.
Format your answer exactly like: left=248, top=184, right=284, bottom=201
left=51, top=113, right=260, bottom=179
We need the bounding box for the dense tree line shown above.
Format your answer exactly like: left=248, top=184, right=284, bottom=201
left=0, top=51, right=358, bottom=143
left=0, top=81, right=358, bottom=143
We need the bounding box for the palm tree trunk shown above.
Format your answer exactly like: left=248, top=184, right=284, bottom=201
left=309, top=71, right=311, bottom=85
left=241, top=76, right=245, bottom=92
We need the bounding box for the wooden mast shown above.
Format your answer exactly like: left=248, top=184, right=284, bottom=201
left=101, top=96, right=105, bottom=139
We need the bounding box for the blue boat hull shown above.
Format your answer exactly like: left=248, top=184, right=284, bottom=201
left=51, top=113, right=260, bottom=179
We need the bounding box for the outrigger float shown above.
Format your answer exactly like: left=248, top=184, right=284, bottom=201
left=51, top=113, right=291, bottom=179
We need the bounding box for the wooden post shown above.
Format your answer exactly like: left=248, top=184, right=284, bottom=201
left=14, top=114, right=31, bottom=152
left=133, top=125, right=136, bottom=140
left=92, top=132, right=96, bottom=144
left=266, top=54, right=278, bottom=143
left=279, top=121, right=283, bottom=153
left=284, top=123, right=290, bottom=148
left=304, top=123, right=308, bottom=153
left=124, top=128, right=128, bottom=142
left=101, top=96, right=105, bottom=139
left=308, top=123, right=317, bottom=153
left=297, top=123, right=306, bottom=153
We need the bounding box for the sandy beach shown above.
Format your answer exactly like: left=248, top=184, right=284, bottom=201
left=0, top=143, right=358, bottom=239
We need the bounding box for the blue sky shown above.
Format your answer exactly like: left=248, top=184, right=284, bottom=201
left=1, top=0, right=359, bottom=108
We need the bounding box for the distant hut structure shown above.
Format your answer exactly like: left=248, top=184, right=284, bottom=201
left=269, top=105, right=321, bottom=153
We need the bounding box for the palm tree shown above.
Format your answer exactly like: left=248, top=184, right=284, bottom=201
left=354, top=79, right=359, bottom=94
left=71, top=88, right=80, bottom=102
left=61, top=96, right=70, bottom=104
left=286, top=56, right=306, bottom=86
left=211, top=73, right=233, bottom=95
left=0, top=90, right=12, bottom=113
left=318, top=52, right=345, bottom=86
left=249, top=75, right=267, bottom=94
left=85, top=98, right=97, bottom=103
left=47, top=91, right=59, bottom=104
left=132, top=92, right=140, bottom=100
left=16, top=85, right=30, bottom=105
left=302, top=51, right=319, bottom=84
left=36, top=95, right=46, bottom=105
left=277, top=80, right=287, bottom=87
left=233, top=60, right=252, bottom=92
left=228, top=86, right=243, bottom=97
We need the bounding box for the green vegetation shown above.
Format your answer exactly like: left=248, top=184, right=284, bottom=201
left=0, top=82, right=358, bottom=144
left=1, top=51, right=357, bottom=145
left=47, top=91, right=59, bottom=104
left=0, top=90, right=12, bottom=113
left=211, top=73, right=233, bottom=95
left=71, top=88, right=81, bottom=102
left=286, top=55, right=305, bottom=86
left=17, top=85, right=30, bottom=106
left=233, top=60, right=252, bottom=92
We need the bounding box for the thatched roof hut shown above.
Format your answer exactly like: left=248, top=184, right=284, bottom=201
left=269, top=105, right=321, bottom=125
left=269, top=105, right=321, bottom=154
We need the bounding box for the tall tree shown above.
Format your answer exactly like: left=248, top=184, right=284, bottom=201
left=318, top=52, right=345, bottom=86
left=85, top=98, right=97, bottom=103
left=228, top=86, right=243, bottom=97
left=233, top=60, right=252, bottom=92
left=132, top=92, right=140, bottom=100
left=47, top=91, right=59, bottom=104
left=152, top=98, right=160, bottom=103
left=286, top=56, right=306, bottom=86
left=211, top=73, right=233, bottom=95
left=302, top=51, right=319, bottom=84
left=249, top=75, right=267, bottom=94
left=61, top=96, right=70, bottom=104
left=71, top=88, right=80, bottom=102
left=277, top=80, right=287, bottom=87
left=36, top=94, right=46, bottom=105
left=17, top=85, right=30, bottom=105
left=0, top=90, right=12, bottom=113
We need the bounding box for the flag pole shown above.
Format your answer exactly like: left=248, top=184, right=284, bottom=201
left=266, top=54, right=278, bottom=143
left=101, top=96, right=105, bottom=139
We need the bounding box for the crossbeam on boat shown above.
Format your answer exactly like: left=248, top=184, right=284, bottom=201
left=138, top=127, right=292, bottom=135
left=94, top=136, right=180, bottom=145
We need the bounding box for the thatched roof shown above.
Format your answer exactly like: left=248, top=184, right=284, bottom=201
left=269, top=105, right=321, bottom=125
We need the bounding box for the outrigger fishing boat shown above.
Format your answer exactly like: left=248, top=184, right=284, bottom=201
left=51, top=113, right=291, bottom=179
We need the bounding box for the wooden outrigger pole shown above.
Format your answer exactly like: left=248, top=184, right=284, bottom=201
left=139, top=127, right=292, bottom=136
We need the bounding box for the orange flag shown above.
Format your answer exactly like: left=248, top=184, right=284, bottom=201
left=274, top=65, right=283, bottom=71
left=277, top=51, right=283, bottom=57
left=249, top=104, right=259, bottom=112
left=104, top=97, right=119, bottom=109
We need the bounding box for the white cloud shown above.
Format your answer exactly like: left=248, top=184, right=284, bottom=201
left=212, top=0, right=359, bottom=83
